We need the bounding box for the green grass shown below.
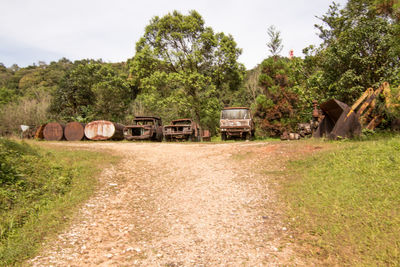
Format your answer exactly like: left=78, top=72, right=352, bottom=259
left=0, top=138, right=118, bottom=265
left=282, top=136, right=400, bottom=265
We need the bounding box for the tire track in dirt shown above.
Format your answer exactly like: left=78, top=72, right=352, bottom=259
left=29, top=142, right=301, bottom=266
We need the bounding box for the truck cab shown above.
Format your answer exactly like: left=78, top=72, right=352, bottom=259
left=220, top=107, right=255, bottom=140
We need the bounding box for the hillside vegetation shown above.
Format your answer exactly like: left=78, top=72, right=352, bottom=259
left=1, top=0, right=400, bottom=137
left=0, top=139, right=118, bottom=265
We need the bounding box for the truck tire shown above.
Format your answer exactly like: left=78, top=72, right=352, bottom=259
left=189, top=133, right=196, bottom=142
left=221, top=132, right=227, bottom=141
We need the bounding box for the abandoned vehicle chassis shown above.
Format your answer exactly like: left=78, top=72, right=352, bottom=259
left=123, top=116, right=163, bottom=142
left=163, top=119, right=199, bottom=141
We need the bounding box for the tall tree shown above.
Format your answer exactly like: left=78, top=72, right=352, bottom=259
left=254, top=57, right=300, bottom=137
left=129, top=10, right=245, bottom=132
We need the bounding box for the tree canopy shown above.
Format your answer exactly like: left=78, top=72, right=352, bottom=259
left=49, top=60, right=131, bottom=122
left=304, top=0, right=400, bottom=103
left=128, top=10, right=245, bottom=132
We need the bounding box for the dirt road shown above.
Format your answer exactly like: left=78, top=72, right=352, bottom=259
left=29, top=142, right=305, bottom=266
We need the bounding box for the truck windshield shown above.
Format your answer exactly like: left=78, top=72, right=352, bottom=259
left=134, top=120, right=154, bottom=125
left=173, top=120, right=191, bottom=125
left=221, top=109, right=250, bottom=119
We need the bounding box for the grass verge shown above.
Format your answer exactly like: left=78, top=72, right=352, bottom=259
left=0, top=138, right=118, bottom=265
left=282, top=136, right=400, bottom=265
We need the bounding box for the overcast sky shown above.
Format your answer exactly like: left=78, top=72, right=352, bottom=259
left=0, top=0, right=348, bottom=69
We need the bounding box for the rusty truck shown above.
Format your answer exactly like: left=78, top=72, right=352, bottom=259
left=123, top=116, right=163, bottom=141
left=163, top=118, right=200, bottom=141
left=220, top=107, right=255, bottom=140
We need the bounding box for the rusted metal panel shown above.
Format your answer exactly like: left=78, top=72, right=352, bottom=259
left=313, top=99, right=361, bottom=139
left=84, top=120, right=125, bottom=141
left=43, top=122, right=65, bottom=141
left=64, top=122, right=86, bottom=141
left=202, top=129, right=211, bottom=141
left=35, top=124, right=47, bottom=139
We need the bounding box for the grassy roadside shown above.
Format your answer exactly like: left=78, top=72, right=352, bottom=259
left=0, top=138, right=119, bottom=265
left=281, top=136, right=400, bottom=265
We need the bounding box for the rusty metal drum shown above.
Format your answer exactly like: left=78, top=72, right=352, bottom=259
left=64, top=122, right=86, bottom=141
left=43, top=122, right=64, bottom=141
left=84, top=120, right=125, bottom=141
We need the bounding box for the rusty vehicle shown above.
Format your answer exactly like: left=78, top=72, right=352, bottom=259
left=163, top=119, right=200, bottom=141
left=220, top=107, right=255, bottom=140
left=123, top=116, right=163, bottom=141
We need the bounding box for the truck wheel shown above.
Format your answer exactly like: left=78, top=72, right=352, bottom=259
left=245, top=133, right=251, bottom=141
left=221, top=133, right=227, bottom=141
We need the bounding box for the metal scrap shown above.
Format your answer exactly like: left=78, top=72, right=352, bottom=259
left=85, top=120, right=125, bottom=141
left=313, top=99, right=361, bottom=139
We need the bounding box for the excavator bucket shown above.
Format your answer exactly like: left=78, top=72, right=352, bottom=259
left=313, top=99, right=361, bottom=139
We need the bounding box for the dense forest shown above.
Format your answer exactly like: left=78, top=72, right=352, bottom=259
left=1, top=0, right=400, bottom=137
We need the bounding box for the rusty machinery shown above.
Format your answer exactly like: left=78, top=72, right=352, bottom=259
left=314, top=82, right=400, bottom=139
left=346, top=82, right=400, bottom=130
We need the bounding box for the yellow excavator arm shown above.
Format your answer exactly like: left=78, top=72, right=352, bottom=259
left=346, top=88, right=374, bottom=119
left=345, top=82, right=399, bottom=130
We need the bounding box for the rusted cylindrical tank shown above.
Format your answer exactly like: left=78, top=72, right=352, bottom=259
left=64, top=122, right=86, bottom=141
left=43, top=122, right=65, bottom=141
left=35, top=124, right=47, bottom=139
left=84, top=120, right=125, bottom=141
